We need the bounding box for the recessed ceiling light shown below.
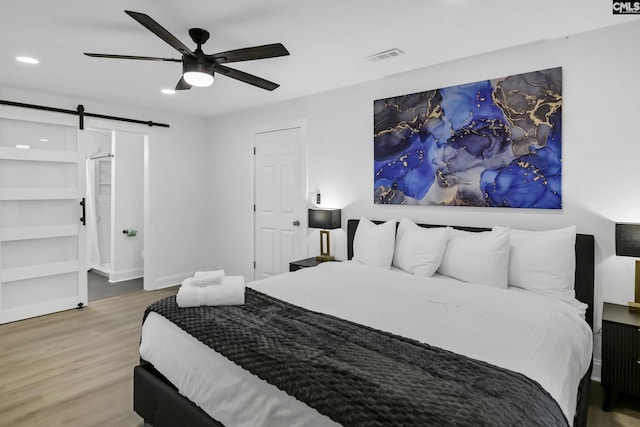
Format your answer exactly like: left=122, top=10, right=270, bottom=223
left=161, top=89, right=176, bottom=95
left=39, top=138, right=49, bottom=142
left=16, top=144, right=31, bottom=149
left=16, top=56, right=39, bottom=64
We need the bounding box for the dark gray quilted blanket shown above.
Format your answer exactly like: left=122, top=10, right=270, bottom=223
left=143, top=289, right=568, bottom=427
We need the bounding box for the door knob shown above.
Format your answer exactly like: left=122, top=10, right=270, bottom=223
left=293, top=220, right=300, bottom=226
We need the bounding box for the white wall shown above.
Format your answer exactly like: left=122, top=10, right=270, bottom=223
left=110, top=131, right=144, bottom=282
left=0, top=85, right=212, bottom=291
left=206, top=20, right=640, bottom=372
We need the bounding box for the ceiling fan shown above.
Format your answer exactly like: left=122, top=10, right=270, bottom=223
left=84, top=10, right=290, bottom=91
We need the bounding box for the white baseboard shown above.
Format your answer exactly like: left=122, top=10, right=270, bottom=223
left=153, top=272, right=191, bottom=289
left=108, top=268, right=143, bottom=283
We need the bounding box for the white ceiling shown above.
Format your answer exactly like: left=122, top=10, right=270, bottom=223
left=1, top=0, right=638, bottom=118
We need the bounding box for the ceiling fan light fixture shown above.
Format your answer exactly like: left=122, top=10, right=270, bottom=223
left=183, top=56, right=214, bottom=87
left=183, top=71, right=214, bottom=87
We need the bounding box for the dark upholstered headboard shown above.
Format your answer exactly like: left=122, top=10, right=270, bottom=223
left=346, top=219, right=595, bottom=330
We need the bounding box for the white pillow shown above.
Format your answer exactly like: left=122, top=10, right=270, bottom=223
left=494, top=225, right=577, bottom=304
left=352, top=217, right=397, bottom=269
left=393, top=218, right=451, bottom=276
left=437, top=227, right=510, bottom=288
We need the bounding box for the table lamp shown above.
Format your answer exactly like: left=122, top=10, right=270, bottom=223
left=616, top=223, right=640, bottom=311
left=308, top=208, right=341, bottom=261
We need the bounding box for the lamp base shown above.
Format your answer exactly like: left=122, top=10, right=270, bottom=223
left=629, top=301, right=640, bottom=312
left=316, top=230, right=334, bottom=263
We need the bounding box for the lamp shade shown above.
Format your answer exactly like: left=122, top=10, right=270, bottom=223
left=616, top=223, right=640, bottom=257
left=308, top=208, right=341, bottom=230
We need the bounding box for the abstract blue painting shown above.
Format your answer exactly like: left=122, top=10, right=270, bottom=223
left=374, top=67, right=562, bottom=209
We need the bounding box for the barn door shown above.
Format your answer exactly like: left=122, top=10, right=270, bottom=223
left=0, top=116, right=87, bottom=324
left=254, top=127, right=307, bottom=280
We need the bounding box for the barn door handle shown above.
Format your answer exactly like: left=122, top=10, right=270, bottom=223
left=79, top=198, right=86, bottom=226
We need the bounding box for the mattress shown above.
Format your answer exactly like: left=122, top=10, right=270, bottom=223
left=140, top=261, right=593, bottom=426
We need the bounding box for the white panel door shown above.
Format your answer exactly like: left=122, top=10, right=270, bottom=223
left=254, top=127, right=306, bottom=279
left=0, top=117, right=87, bottom=324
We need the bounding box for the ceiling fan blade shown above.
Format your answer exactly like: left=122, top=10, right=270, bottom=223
left=175, top=76, right=192, bottom=91
left=125, top=10, right=195, bottom=57
left=84, top=53, right=182, bottom=62
left=215, top=64, right=280, bottom=91
left=209, top=43, right=290, bottom=64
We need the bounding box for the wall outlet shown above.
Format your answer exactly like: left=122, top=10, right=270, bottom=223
left=141, top=251, right=144, bottom=258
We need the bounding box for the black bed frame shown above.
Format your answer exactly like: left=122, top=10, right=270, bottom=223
left=134, top=219, right=595, bottom=427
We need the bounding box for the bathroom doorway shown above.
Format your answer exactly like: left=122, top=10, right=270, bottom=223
left=83, top=129, right=145, bottom=298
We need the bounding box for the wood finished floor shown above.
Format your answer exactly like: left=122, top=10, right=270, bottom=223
left=589, top=384, right=640, bottom=427
left=1, top=287, right=640, bottom=427
left=0, top=286, right=177, bottom=427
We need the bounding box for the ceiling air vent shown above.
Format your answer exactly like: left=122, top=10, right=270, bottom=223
left=365, top=48, right=404, bottom=62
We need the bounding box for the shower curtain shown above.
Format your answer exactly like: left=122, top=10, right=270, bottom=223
left=85, top=159, right=101, bottom=270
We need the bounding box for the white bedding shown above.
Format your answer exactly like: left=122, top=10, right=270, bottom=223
left=140, top=261, right=593, bottom=426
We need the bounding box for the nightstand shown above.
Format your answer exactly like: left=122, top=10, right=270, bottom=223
left=601, top=302, right=640, bottom=411
left=289, top=257, right=339, bottom=272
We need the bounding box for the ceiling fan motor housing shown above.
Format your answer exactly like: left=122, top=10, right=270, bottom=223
left=182, top=53, right=214, bottom=77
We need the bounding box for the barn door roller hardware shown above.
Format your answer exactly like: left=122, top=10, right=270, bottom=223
left=0, top=99, right=169, bottom=130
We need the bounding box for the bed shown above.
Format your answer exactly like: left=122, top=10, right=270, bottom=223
left=134, top=218, right=595, bottom=427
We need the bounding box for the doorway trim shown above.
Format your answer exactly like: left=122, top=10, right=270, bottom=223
left=82, top=124, right=149, bottom=289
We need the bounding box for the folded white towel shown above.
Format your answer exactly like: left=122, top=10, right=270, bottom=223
left=191, top=270, right=225, bottom=287
left=177, top=276, right=245, bottom=307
